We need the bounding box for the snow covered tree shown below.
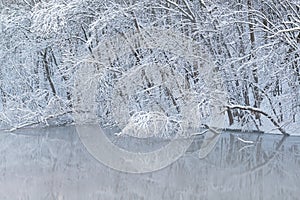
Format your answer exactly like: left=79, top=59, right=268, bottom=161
left=0, top=0, right=299, bottom=135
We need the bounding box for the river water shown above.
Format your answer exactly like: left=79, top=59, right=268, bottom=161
left=0, top=126, right=299, bottom=200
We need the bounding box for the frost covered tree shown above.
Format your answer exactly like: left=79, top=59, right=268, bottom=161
left=0, top=0, right=299, bottom=135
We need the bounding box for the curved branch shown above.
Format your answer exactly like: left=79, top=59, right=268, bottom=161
left=227, top=105, right=289, bottom=136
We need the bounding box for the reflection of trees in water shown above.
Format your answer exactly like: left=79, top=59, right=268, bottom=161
left=1, top=127, right=300, bottom=199
left=199, top=133, right=300, bottom=199
left=203, top=134, right=287, bottom=170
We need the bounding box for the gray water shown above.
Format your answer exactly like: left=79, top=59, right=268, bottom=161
left=0, top=126, right=299, bottom=200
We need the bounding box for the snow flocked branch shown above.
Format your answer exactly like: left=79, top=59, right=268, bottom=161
left=226, top=104, right=289, bottom=136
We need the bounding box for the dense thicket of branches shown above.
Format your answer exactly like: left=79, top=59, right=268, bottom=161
left=0, top=0, right=299, bottom=134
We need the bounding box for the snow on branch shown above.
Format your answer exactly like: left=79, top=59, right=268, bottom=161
left=165, top=0, right=196, bottom=22
left=226, top=105, right=289, bottom=136
left=116, top=111, right=183, bottom=138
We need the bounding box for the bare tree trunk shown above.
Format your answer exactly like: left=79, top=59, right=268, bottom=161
left=247, top=0, right=261, bottom=121
left=41, top=48, right=57, bottom=96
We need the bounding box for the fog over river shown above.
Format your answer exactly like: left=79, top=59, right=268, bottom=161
left=0, top=126, right=299, bottom=200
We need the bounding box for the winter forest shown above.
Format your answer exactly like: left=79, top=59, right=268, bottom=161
left=1, top=0, right=300, bottom=135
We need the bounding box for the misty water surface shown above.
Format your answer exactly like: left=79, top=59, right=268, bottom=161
left=0, top=126, right=299, bottom=200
